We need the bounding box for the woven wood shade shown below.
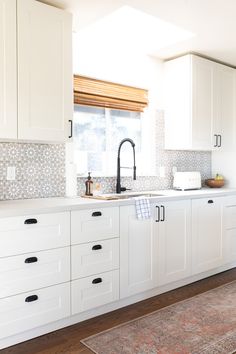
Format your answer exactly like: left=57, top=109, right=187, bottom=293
left=74, top=75, right=148, bottom=112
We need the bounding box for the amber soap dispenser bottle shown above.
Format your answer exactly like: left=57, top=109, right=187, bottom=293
left=85, top=172, right=93, bottom=196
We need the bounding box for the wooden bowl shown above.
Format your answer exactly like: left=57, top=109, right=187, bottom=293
left=205, top=178, right=225, bottom=188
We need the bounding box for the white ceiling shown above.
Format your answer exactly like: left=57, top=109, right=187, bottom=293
left=41, top=0, right=236, bottom=66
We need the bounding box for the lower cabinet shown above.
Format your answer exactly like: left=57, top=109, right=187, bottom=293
left=0, top=247, right=70, bottom=299
left=120, top=204, right=158, bottom=299
left=71, top=270, right=119, bottom=314
left=0, top=283, right=70, bottom=340
left=157, top=200, right=191, bottom=285
left=120, top=200, right=191, bottom=298
left=223, top=196, right=236, bottom=263
left=192, top=197, right=224, bottom=274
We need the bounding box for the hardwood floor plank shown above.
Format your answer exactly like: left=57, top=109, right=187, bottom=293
left=2, top=268, right=236, bottom=354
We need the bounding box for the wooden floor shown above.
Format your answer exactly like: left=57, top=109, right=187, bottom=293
left=2, top=268, right=236, bottom=354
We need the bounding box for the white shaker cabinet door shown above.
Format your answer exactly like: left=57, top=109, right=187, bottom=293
left=17, top=0, right=72, bottom=142
left=120, top=204, right=157, bottom=298
left=192, top=197, right=224, bottom=274
left=158, top=200, right=191, bottom=285
left=0, top=0, right=17, bottom=139
left=191, top=55, right=214, bottom=150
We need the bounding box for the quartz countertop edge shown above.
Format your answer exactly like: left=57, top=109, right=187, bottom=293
left=0, top=188, right=236, bottom=218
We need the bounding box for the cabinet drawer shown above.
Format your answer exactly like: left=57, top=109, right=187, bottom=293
left=72, top=239, right=119, bottom=279
left=71, top=270, right=119, bottom=314
left=71, top=207, right=119, bottom=244
left=0, top=247, right=70, bottom=299
left=0, top=283, right=70, bottom=339
left=0, top=212, right=70, bottom=257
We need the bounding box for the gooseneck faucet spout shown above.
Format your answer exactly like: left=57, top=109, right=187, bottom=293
left=116, top=138, right=136, bottom=194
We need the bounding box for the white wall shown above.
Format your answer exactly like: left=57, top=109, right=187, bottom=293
left=73, top=33, right=164, bottom=109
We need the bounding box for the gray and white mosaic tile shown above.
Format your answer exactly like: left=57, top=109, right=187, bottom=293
left=0, top=143, right=65, bottom=200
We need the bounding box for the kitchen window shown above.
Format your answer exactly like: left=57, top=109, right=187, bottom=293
left=73, top=76, right=155, bottom=177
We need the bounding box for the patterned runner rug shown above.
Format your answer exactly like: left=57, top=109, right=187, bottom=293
left=82, top=281, right=236, bottom=354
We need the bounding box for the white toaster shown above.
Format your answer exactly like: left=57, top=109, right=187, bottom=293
left=173, top=171, right=201, bottom=190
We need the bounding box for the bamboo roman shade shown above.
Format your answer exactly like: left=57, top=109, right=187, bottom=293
left=74, top=75, right=148, bottom=112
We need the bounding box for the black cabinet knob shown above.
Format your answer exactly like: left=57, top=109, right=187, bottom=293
left=208, top=200, right=214, bottom=204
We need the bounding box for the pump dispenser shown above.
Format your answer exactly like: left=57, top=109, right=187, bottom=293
left=85, top=172, right=93, bottom=196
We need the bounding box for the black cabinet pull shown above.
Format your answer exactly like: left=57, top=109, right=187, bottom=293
left=25, top=295, right=38, bottom=303
left=218, top=134, right=222, bottom=147
left=25, top=257, right=38, bottom=264
left=92, top=244, right=102, bottom=251
left=92, top=278, right=102, bottom=284
left=92, top=211, right=102, bottom=217
left=69, top=119, right=73, bottom=138
left=161, top=205, right=165, bottom=221
left=156, top=206, right=160, bottom=222
left=208, top=200, right=214, bottom=204
left=24, top=218, right=37, bottom=225
left=214, top=134, right=218, bottom=147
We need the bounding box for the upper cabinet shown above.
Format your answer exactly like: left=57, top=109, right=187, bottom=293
left=0, top=0, right=17, bottom=139
left=0, top=0, right=72, bottom=142
left=164, top=54, right=235, bottom=151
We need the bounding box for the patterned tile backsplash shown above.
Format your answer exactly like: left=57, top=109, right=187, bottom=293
left=0, top=143, right=65, bottom=200
left=77, top=110, right=212, bottom=195
left=0, top=111, right=211, bottom=200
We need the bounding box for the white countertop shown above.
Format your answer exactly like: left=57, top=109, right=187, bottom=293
left=0, top=188, right=236, bottom=217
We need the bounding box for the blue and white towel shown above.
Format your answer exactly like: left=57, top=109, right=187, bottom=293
left=134, top=197, right=151, bottom=220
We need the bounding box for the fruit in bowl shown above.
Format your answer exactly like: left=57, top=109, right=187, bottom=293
left=205, top=174, right=225, bottom=188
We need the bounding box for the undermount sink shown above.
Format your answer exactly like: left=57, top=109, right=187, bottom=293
left=109, top=193, right=164, bottom=200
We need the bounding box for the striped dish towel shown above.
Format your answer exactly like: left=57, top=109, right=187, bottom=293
left=134, top=197, right=151, bottom=220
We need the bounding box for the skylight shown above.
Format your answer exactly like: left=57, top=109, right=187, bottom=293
left=75, top=5, right=195, bottom=55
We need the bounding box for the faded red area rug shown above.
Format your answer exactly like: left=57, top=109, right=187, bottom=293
left=81, top=281, right=236, bottom=354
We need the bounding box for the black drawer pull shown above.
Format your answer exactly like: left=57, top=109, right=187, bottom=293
left=208, top=200, right=214, bottom=204
left=24, top=218, right=37, bottom=225
left=25, top=295, right=38, bottom=303
left=92, top=211, right=102, bottom=217
left=25, top=257, right=38, bottom=264
left=92, top=245, right=102, bottom=251
left=92, top=277, right=102, bottom=284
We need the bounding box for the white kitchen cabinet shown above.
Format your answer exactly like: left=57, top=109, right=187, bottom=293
left=0, top=212, right=70, bottom=257
left=0, top=283, right=70, bottom=340
left=71, top=207, right=119, bottom=245
left=212, top=63, right=235, bottom=152
left=192, top=197, right=224, bottom=274
left=17, top=0, right=72, bottom=141
left=120, top=201, right=191, bottom=298
left=0, top=247, right=70, bottom=299
left=157, top=200, right=191, bottom=285
left=71, top=238, right=119, bottom=279
left=164, top=54, right=234, bottom=151
left=120, top=204, right=158, bottom=298
left=0, top=0, right=17, bottom=139
left=223, top=196, right=236, bottom=263
left=71, top=270, right=119, bottom=314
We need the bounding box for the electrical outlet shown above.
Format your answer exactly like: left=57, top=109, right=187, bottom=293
left=7, top=166, right=16, bottom=181
left=159, top=166, right=166, bottom=178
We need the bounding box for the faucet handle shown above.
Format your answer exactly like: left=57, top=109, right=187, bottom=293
left=120, top=187, right=131, bottom=192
